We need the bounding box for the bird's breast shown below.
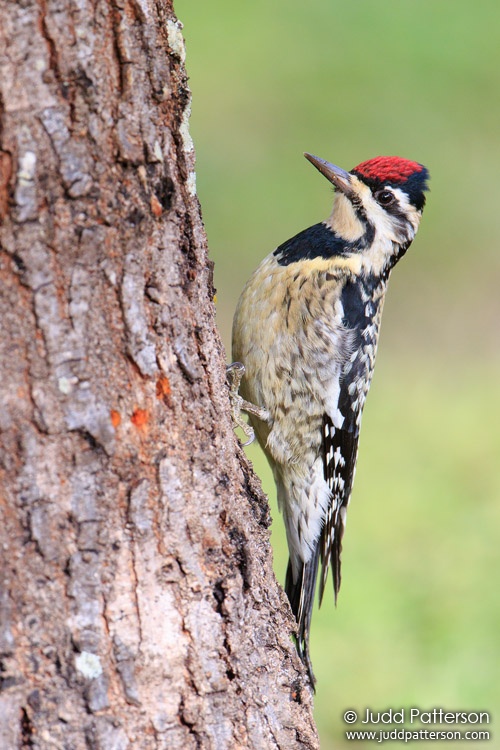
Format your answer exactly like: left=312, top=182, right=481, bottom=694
left=233, top=258, right=357, bottom=463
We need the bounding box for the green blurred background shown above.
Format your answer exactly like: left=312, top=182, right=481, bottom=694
left=176, top=1, right=500, bottom=746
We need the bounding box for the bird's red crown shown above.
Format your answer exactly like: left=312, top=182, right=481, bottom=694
left=352, top=156, right=424, bottom=184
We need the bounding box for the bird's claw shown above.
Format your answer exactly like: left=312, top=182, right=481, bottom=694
left=226, top=362, right=269, bottom=446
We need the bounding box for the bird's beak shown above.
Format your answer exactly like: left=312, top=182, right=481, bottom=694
left=304, top=153, right=355, bottom=198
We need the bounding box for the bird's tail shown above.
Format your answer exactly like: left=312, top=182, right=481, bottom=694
left=318, top=506, right=345, bottom=606
left=285, top=543, right=321, bottom=687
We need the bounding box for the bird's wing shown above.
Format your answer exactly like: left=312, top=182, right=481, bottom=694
left=319, top=277, right=383, bottom=604
left=319, top=410, right=360, bottom=604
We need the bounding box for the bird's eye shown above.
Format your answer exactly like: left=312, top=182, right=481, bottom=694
left=376, top=189, right=395, bottom=206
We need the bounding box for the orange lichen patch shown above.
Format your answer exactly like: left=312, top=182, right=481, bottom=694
left=156, top=375, right=171, bottom=405
left=131, top=408, right=149, bottom=429
left=0, top=151, right=12, bottom=221
left=150, top=194, right=163, bottom=217
left=110, top=410, right=121, bottom=428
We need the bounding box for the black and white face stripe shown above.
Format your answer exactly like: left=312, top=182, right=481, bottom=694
left=352, top=167, right=429, bottom=213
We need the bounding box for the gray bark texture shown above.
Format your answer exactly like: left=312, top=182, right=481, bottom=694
left=0, top=1, right=319, bottom=748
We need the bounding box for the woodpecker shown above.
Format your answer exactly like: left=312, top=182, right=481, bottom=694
left=229, top=153, right=429, bottom=685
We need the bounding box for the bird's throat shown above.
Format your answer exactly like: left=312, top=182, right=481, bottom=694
left=326, top=193, right=366, bottom=242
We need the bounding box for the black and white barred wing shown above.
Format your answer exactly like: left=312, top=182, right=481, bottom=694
left=319, top=411, right=360, bottom=604
left=319, top=278, right=384, bottom=604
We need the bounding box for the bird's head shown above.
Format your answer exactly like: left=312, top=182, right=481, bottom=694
left=305, top=153, right=429, bottom=272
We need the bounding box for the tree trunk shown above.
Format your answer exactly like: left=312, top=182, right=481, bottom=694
left=0, top=1, right=318, bottom=748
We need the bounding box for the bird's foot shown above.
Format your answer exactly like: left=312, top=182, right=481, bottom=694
left=226, top=362, right=270, bottom=446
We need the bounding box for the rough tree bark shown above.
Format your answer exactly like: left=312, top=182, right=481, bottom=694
left=0, top=1, right=319, bottom=748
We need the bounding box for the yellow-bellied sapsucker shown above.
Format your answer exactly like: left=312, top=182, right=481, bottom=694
left=229, top=153, right=429, bottom=685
